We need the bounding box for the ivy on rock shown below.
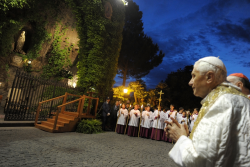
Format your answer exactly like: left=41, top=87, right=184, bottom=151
left=1, top=0, right=125, bottom=98
left=67, top=0, right=125, bottom=98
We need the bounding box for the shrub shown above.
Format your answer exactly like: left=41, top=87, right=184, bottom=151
left=76, top=119, right=102, bottom=134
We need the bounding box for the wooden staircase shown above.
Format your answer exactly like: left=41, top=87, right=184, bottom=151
left=35, top=112, right=79, bottom=133
left=34, top=92, right=99, bottom=133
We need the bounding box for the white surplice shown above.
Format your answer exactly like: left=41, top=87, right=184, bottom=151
left=189, top=114, right=198, bottom=132
left=141, top=111, right=153, bottom=128
left=128, top=109, right=140, bottom=127
left=117, top=108, right=128, bottom=125
left=152, top=110, right=164, bottom=129
left=167, top=110, right=177, bottom=122
left=178, top=116, right=187, bottom=125
left=161, top=111, right=169, bottom=129
left=169, top=83, right=250, bottom=167
left=176, top=112, right=183, bottom=124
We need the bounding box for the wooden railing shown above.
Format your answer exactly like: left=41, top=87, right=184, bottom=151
left=34, top=94, right=67, bottom=125
left=34, top=92, right=99, bottom=131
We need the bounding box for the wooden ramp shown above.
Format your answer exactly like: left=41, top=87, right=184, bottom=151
left=35, top=92, right=99, bottom=133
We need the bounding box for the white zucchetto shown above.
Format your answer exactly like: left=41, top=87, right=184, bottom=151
left=197, top=56, right=227, bottom=73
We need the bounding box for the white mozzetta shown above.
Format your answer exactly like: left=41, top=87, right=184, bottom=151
left=169, top=93, right=250, bottom=167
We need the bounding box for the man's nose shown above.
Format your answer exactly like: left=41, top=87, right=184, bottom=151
left=189, top=79, right=193, bottom=86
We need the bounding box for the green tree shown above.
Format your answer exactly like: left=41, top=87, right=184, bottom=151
left=128, top=81, right=144, bottom=104
left=163, top=65, right=202, bottom=110
left=118, top=0, right=164, bottom=86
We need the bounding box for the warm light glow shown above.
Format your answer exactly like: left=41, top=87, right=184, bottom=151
left=73, top=82, right=76, bottom=88
left=0, top=82, right=2, bottom=87
left=122, top=0, right=128, bottom=5
left=130, top=104, right=131, bottom=107
left=123, top=89, right=128, bottom=93
left=141, top=104, right=143, bottom=108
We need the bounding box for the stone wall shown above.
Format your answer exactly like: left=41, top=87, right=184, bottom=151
left=0, top=5, right=80, bottom=107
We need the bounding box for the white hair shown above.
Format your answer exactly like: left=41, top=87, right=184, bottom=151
left=194, top=61, right=227, bottom=84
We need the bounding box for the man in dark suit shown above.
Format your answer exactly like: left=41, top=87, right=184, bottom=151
left=102, top=97, right=110, bottom=131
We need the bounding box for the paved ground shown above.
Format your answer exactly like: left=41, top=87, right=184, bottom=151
left=0, top=127, right=178, bottom=167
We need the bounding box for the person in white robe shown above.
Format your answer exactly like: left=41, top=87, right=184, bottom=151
left=140, top=106, right=153, bottom=138
left=227, top=73, right=250, bottom=97
left=179, top=111, right=187, bottom=125
left=150, top=106, right=164, bottom=140
left=165, top=56, right=250, bottom=167
left=139, top=108, right=146, bottom=137
left=189, top=108, right=199, bottom=132
left=161, top=107, right=171, bottom=142
left=116, top=103, right=128, bottom=134
left=127, top=104, right=141, bottom=137
left=176, top=107, right=184, bottom=123
left=164, top=104, right=177, bottom=142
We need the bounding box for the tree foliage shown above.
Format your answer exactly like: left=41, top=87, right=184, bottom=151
left=118, top=0, right=165, bottom=86
left=160, top=65, right=202, bottom=110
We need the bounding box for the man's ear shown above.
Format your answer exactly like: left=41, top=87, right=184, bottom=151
left=206, top=71, right=215, bottom=84
left=236, top=81, right=243, bottom=89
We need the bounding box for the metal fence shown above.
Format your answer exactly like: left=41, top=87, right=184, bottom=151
left=4, top=71, right=81, bottom=121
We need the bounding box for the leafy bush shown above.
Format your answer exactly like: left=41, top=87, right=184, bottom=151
left=76, top=119, right=102, bottom=134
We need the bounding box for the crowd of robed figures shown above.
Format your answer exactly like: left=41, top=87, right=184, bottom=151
left=104, top=101, right=199, bottom=142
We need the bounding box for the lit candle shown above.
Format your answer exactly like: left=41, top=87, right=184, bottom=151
left=130, top=104, right=131, bottom=107
left=141, top=105, right=143, bottom=108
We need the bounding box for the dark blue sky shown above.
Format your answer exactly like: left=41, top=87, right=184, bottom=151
left=115, top=0, right=250, bottom=89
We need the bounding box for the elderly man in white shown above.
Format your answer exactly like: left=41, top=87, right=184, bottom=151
left=165, top=56, right=250, bottom=167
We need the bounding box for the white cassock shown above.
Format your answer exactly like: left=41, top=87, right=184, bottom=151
left=117, top=108, right=128, bottom=125
left=152, top=110, right=164, bottom=129
left=176, top=112, right=183, bottom=124
left=128, top=109, right=140, bottom=127
left=189, top=114, right=198, bottom=132
left=142, top=111, right=153, bottom=128
left=169, top=82, right=250, bottom=167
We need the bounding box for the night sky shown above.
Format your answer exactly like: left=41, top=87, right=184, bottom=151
left=115, top=0, right=250, bottom=89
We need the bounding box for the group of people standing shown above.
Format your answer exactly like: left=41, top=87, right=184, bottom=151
left=103, top=56, right=250, bottom=166
left=102, top=99, right=200, bottom=142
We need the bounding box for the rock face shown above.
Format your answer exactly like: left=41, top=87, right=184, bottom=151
left=0, top=4, right=80, bottom=107
left=10, top=54, right=23, bottom=68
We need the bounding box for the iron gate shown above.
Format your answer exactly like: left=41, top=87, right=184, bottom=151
left=4, top=71, right=80, bottom=121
